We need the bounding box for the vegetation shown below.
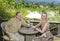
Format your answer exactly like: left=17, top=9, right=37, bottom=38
left=0, top=0, right=60, bottom=22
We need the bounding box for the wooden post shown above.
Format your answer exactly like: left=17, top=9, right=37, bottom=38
left=58, top=24, right=60, bottom=34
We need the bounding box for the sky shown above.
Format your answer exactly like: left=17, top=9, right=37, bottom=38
left=25, top=0, right=60, bottom=4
